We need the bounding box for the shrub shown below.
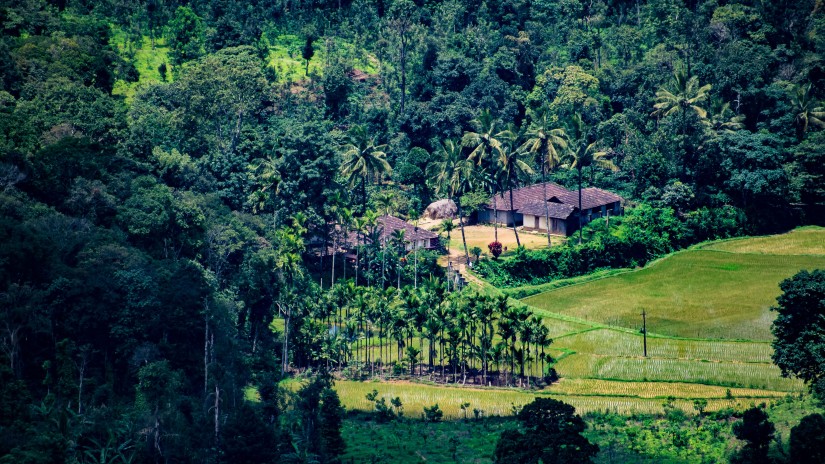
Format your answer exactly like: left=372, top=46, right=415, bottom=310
left=475, top=204, right=748, bottom=288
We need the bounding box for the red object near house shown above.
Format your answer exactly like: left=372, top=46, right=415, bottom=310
left=488, top=241, right=503, bottom=259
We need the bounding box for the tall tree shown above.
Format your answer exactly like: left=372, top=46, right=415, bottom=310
left=564, top=114, right=617, bottom=244
left=731, top=407, right=775, bottom=464
left=520, top=107, right=568, bottom=246
left=302, top=35, right=315, bottom=76
left=167, top=6, right=204, bottom=66
left=652, top=68, right=711, bottom=134
left=339, top=125, right=392, bottom=215
left=771, top=269, right=825, bottom=399
left=494, top=398, right=598, bottom=464
left=429, top=139, right=473, bottom=264
left=385, top=0, right=420, bottom=114
left=499, top=139, right=534, bottom=248
left=463, top=110, right=507, bottom=243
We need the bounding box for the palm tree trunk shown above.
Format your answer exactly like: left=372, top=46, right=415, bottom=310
left=509, top=187, right=521, bottom=247
left=456, top=196, right=470, bottom=265
left=493, top=193, right=499, bottom=242
left=331, top=236, right=336, bottom=284
left=578, top=167, right=583, bottom=245
left=542, top=160, right=552, bottom=247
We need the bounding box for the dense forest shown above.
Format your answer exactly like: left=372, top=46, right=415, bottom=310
left=1, top=0, right=824, bottom=462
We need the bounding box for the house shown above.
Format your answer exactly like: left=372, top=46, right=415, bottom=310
left=479, top=182, right=623, bottom=236
left=346, top=215, right=440, bottom=253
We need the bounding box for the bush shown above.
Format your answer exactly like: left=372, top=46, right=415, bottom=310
left=789, top=413, right=825, bottom=464
left=475, top=204, right=748, bottom=288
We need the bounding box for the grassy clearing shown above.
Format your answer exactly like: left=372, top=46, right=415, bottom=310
left=702, top=226, right=825, bottom=255
left=523, top=250, right=825, bottom=340
left=501, top=267, right=635, bottom=299
left=110, top=26, right=172, bottom=101
left=341, top=394, right=823, bottom=464
left=555, top=328, right=773, bottom=363
left=553, top=354, right=804, bottom=391
left=446, top=225, right=562, bottom=258
left=266, top=33, right=378, bottom=83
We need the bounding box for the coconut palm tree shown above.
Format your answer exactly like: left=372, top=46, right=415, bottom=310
left=652, top=67, right=711, bottom=134
left=462, top=109, right=506, bottom=165
left=339, top=125, right=392, bottom=214
left=520, top=107, right=568, bottom=246
left=565, top=114, right=618, bottom=244
left=248, top=155, right=282, bottom=226
left=791, top=82, right=825, bottom=139
left=428, top=139, right=473, bottom=264
left=703, top=98, right=746, bottom=135
left=498, top=140, right=534, bottom=248
left=463, top=110, right=511, bottom=245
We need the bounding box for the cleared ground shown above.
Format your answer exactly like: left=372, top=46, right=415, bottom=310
left=443, top=224, right=562, bottom=258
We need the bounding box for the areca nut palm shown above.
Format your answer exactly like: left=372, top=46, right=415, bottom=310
left=339, top=125, right=392, bottom=214
left=520, top=108, right=568, bottom=246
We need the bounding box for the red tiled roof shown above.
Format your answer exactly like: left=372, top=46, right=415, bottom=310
left=345, top=215, right=438, bottom=246
left=518, top=201, right=577, bottom=219
left=376, top=215, right=438, bottom=241
left=487, top=182, right=622, bottom=212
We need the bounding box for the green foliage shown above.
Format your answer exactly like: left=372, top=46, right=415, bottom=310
left=476, top=204, right=689, bottom=287
left=423, top=403, right=443, bottom=423
left=789, top=413, right=825, bottom=464
left=771, top=269, right=825, bottom=398
left=494, top=397, right=598, bottom=464
left=167, top=7, right=205, bottom=65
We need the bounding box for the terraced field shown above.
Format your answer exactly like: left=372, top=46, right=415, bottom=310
left=523, top=232, right=825, bottom=340
left=333, top=227, right=823, bottom=417
left=332, top=380, right=782, bottom=418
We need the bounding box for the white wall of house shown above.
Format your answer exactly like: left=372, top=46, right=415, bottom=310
left=404, top=238, right=431, bottom=251
left=523, top=214, right=568, bottom=235
left=481, top=208, right=517, bottom=226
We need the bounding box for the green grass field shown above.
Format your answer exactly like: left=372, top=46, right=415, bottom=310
left=555, top=328, right=773, bottom=363
left=523, top=242, right=825, bottom=340
left=340, top=394, right=824, bottom=464
left=110, top=26, right=173, bottom=102
left=332, top=379, right=787, bottom=419
left=702, top=226, right=825, bottom=255
left=266, top=33, right=378, bottom=83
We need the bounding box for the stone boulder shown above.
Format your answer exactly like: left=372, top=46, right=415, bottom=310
left=424, top=199, right=458, bottom=219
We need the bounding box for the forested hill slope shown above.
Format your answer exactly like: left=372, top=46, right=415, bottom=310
left=0, top=0, right=823, bottom=462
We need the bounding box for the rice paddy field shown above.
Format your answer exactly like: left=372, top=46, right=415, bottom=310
left=332, top=379, right=781, bottom=419
left=335, top=227, right=824, bottom=419
left=523, top=239, right=825, bottom=341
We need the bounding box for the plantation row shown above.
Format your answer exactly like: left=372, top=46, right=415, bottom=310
left=285, top=280, right=561, bottom=387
